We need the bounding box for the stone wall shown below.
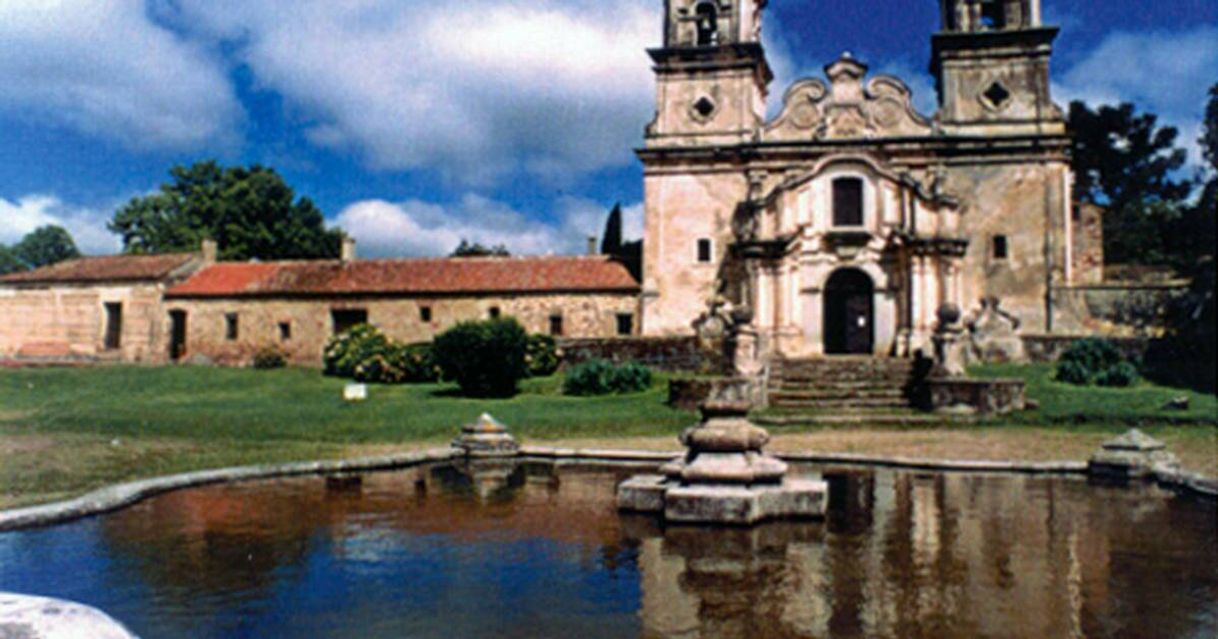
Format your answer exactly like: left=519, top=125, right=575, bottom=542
left=558, top=336, right=726, bottom=373
left=169, top=292, right=639, bottom=367
left=1070, top=203, right=1104, bottom=285
left=925, top=377, right=1026, bottom=415
left=0, top=283, right=170, bottom=363
left=1050, top=283, right=1187, bottom=337
left=1021, top=334, right=1151, bottom=364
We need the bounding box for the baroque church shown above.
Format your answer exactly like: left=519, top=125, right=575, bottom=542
left=639, top=0, right=1079, bottom=368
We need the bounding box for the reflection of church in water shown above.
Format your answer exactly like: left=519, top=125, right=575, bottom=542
left=639, top=1, right=1080, bottom=365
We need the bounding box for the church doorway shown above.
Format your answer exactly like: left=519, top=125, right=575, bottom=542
left=823, top=268, right=874, bottom=355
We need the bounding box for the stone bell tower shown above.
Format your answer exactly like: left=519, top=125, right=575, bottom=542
left=932, top=0, right=1065, bottom=136
left=645, top=0, right=773, bottom=147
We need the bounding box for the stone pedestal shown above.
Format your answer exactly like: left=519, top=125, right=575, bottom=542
left=618, top=401, right=826, bottom=524
left=1088, top=429, right=1180, bottom=480
left=452, top=413, right=520, bottom=458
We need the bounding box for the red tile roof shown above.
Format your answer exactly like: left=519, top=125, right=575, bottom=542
left=0, top=253, right=197, bottom=285
left=166, top=256, right=640, bottom=298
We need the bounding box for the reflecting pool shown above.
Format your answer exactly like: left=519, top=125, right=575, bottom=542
left=1, top=460, right=1215, bottom=638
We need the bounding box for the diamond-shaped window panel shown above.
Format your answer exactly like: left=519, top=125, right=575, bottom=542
left=984, top=82, right=1011, bottom=108
left=693, top=96, right=716, bottom=118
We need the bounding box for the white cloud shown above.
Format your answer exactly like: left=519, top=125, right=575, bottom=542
left=334, top=194, right=641, bottom=258
left=0, top=0, right=243, bottom=151
left=162, top=0, right=658, bottom=184
left=0, top=195, right=121, bottom=255
left=1055, top=27, right=1218, bottom=168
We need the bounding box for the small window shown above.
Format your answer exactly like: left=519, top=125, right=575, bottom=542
left=489, top=306, right=501, bottom=319
left=694, top=2, right=719, bottom=46
left=420, top=306, right=432, bottom=322
left=980, top=0, right=1005, bottom=29
left=331, top=309, right=368, bottom=335
left=616, top=313, right=634, bottom=336
left=103, top=302, right=122, bottom=350
left=549, top=314, right=564, bottom=337
left=993, top=235, right=1009, bottom=260
left=697, top=238, right=713, bottom=263
left=225, top=313, right=239, bottom=340
left=832, top=178, right=865, bottom=227
left=279, top=322, right=292, bottom=341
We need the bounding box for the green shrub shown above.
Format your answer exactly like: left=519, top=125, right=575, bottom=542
left=432, top=318, right=529, bottom=397
left=1055, top=338, right=1127, bottom=385
left=563, top=359, right=653, bottom=396
left=323, top=324, right=390, bottom=378
left=1096, top=361, right=1139, bottom=387
left=251, top=346, right=287, bottom=370
left=351, top=343, right=438, bottom=385
left=353, top=354, right=405, bottom=384
left=525, top=334, right=560, bottom=377
left=397, top=342, right=440, bottom=383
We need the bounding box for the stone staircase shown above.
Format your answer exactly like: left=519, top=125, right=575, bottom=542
left=757, top=356, right=945, bottom=426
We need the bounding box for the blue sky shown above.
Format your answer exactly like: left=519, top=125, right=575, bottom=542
left=1, top=0, right=1215, bottom=257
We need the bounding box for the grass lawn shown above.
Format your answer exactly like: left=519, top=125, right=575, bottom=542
left=0, top=363, right=1213, bottom=509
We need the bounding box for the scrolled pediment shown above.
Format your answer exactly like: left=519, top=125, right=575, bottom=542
left=765, top=54, right=934, bottom=142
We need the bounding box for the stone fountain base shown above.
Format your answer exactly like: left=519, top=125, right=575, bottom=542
left=617, top=401, right=826, bottom=525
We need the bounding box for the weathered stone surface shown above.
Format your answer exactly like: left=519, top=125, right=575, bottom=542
left=968, top=297, right=1027, bottom=363
left=1088, top=429, right=1181, bottom=480
left=926, top=378, right=1027, bottom=415
left=452, top=413, right=520, bottom=458
left=0, top=594, right=137, bottom=639
left=664, top=479, right=827, bottom=525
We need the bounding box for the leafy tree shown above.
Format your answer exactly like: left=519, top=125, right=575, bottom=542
left=600, top=203, right=623, bottom=255
left=14, top=225, right=80, bottom=269
left=108, top=161, right=343, bottom=261
left=432, top=318, right=528, bottom=397
left=0, top=245, right=25, bottom=275
left=1068, top=101, right=1192, bottom=266
left=450, top=239, right=510, bottom=257
left=1204, top=83, right=1218, bottom=175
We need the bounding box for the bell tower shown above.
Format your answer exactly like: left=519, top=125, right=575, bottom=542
left=931, top=0, right=1064, bottom=136
left=645, top=0, right=772, bottom=147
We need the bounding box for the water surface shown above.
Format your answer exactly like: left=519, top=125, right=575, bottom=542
left=1, top=461, right=1214, bottom=638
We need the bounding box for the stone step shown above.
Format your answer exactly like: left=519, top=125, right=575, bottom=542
left=753, top=412, right=960, bottom=427
left=776, top=374, right=912, bottom=385
left=769, top=388, right=907, bottom=401
left=767, top=398, right=911, bottom=410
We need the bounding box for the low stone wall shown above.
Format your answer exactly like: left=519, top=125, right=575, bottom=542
left=1022, top=334, right=1151, bottom=363
left=1051, top=283, right=1187, bottom=337
left=667, top=377, right=759, bottom=411
left=926, top=377, right=1026, bottom=415
left=558, top=337, right=726, bottom=373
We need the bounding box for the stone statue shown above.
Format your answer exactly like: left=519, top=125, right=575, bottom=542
left=967, top=296, right=1026, bottom=363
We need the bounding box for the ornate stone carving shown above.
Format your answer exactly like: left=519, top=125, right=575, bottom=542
left=765, top=54, right=933, bottom=142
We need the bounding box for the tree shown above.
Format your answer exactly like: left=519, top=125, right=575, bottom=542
left=108, top=161, right=343, bottom=261
left=450, top=239, right=510, bottom=257
left=1068, top=101, right=1192, bottom=266
left=600, top=203, right=623, bottom=255
left=14, top=225, right=80, bottom=269
left=0, top=245, right=25, bottom=275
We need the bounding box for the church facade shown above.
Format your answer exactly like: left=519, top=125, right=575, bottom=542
left=639, top=0, right=1081, bottom=366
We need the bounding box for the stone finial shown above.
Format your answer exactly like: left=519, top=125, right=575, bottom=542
left=1088, top=429, right=1180, bottom=480
left=452, top=413, right=520, bottom=458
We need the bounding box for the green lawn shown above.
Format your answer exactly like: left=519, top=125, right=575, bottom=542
left=970, top=363, right=1218, bottom=426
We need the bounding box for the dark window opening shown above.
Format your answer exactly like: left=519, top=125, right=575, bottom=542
left=983, top=82, right=1011, bottom=108
left=993, top=235, right=1009, bottom=260
left=103, top=302, right=122, bottom=350
left=833, top=178, right=865, bottom=227
left=697, top=238, right=713, bottom=263
left=279, top=322, right=292, bottom=341
left=694, top=2, right=718, bottom=46
left=693, top=96, right=716, bottom=118
left=169, top=310, right=187, bottom=361
left=549, top=314, right=564, bottom=337
left=980, top=1, right=1005, bottom=29
left=420, top=306, right=432, bottom=322
left=225, top=313, right=239, bottom=340
left=489, top=306, right=501, bottom=319
left=616, top=313, right=634, bottom=336
left=331, top=309, right=368, bottom=335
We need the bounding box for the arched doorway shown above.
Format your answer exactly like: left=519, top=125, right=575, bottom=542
left=824, top=269, right=874, bottom=355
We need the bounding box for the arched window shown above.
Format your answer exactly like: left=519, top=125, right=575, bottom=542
left=980, top=0, right=1005, bottom=29
left=832, top=177, right=865, bottom=227
left=695, top=2, right=719, bottom=46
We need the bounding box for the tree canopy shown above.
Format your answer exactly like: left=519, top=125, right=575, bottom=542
left=0, top=225, right=81, bottom=274
left=1068, top=101, right=1193, bottom=266
left=451, top=239, right=510, bottom=257
left=600, top=203, right=623, bottom=255
left=108, top=161, right=343, bottom=261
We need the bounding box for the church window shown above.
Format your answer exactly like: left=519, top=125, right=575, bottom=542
left=225, top=313, right=239, bottom=340
left=279, top=321, right=291, bottom=341
left=980, top=1, right=1005, bottom=29
left=697, top=238, right=713, bottom=263
left=549, top=314, right=564, bottom=336
left=832, top=178, right=865, bottom=227
left=983, top=81, right=1012, bottom=109
left=693, top=96, right=716, bottom=119
left=420, top=306, right=432, bottom=322
left=694, top=2, right=719, bottom=46
left=993, top=235, right=1009, bottom=260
